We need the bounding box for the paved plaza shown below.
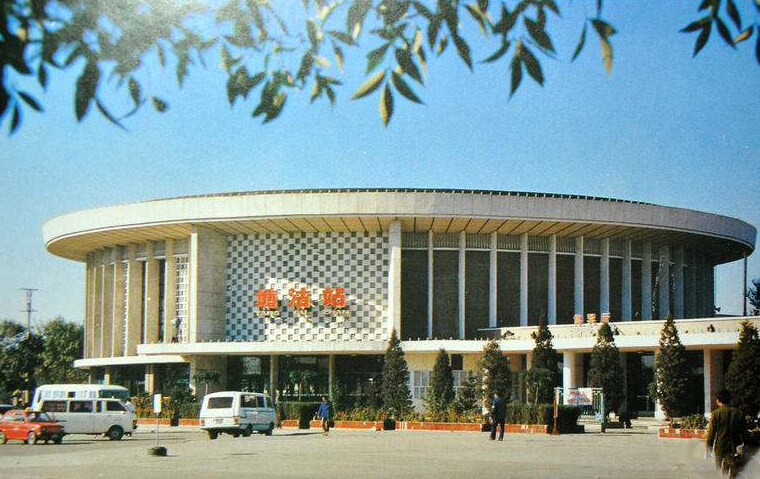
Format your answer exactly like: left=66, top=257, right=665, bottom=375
left=1, top=426, right=758, bottom=479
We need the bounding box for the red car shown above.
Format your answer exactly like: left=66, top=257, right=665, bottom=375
left=0, top=410, right=65, bottom=445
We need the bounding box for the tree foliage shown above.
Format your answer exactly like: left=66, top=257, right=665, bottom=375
left=452, top=371, right=478, bottom=415
left=0, top=320, right=43, bottom=401
left=36, top=317, right=88, bottom=385
left=587, top=323, right=624, bottom=414
left=725, top=319, right=760, bottom=420
left=381, top=328, right=412, bottom=419
left=748, top=277, right=760, bottom=315
left=2, top=0, right=758, bottom=133
left=526, top=319, right=559, bottom=404
left=652, top=315, right=689, bottom=419
left=479, top=339, right=511, bottom=411
left=426, top=348, right=454, bottom=414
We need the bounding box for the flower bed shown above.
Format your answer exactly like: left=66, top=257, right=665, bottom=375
left=401, top=422, right=482, bottom=432
left=278, top=420, right=548, bottom=433
left=659, top=427, right=707, bottom=439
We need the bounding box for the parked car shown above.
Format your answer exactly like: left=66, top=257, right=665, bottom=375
left=200, top=391, right=276, bottom=440
left=0, top=410, right=65, bottom=445
left=38, top=398, right=136, bottom=440
left=0, top=405, right=13, bottom=416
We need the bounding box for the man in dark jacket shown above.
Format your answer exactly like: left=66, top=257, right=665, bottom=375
left=490, top=392, right=507, bottom=441
left=706, top=389, right=746, bottom=478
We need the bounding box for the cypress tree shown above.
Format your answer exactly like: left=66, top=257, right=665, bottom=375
left=453, top=373, right=479, bottom=415
left=748, top=278, right=760, bottom=315
left=652, top=315, right=689, bottom=419
left=381, top=329, right=412, bottom=419
left=725, top=319, right=760, bottom=419
left=588, top=323, right=624, bottom=414
left=479, top=340, right=511, bottom=411
left=526, top=319, right=560, bottom=404
left=426, top=348, right=455, bottom=414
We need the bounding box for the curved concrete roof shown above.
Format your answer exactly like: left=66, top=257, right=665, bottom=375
left=43, top=188, right=756, bottom=262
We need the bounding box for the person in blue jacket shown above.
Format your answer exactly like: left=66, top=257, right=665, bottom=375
left=318, top=396, right=332, bottom=436
left=490, top=392, right=507, bottom=441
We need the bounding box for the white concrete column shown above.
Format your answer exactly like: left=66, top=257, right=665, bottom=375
left=84, top=255, right=93, bottom=359
left=427, top=230, right=434, bottom=339
left=622, top=240, right=632, bottom=321
left=703, top=348, right=715, bottom=415
left=548, top=235, right=557, bottom=325
left=387, top=221, right=402, bottom=337
left=126, top=244, right=142, bottom=356
left=641, top=242, right=653, bottom=320
left=600, top=238, right=610, bottom=316
left=520, top=233, right=529, bottom=326
left=459, top=231, right=466, bottom=339
left=145, top=364, right=156, bottom=394
left=489, top=232, right=498, bottom=328
left=103, top=367, right=112, bottom=385
left=101, top=256, right=114, bottom=357
left=653, top=349, right=665, bottom=419
left=93, top=254, right=103, bottom=357
left=574, top=237, right=584, bottom=318
left=563, top=351, right=578, bottom=400
left=658, top=245, right=671, bottom=319
left=188, top=226, right=228, bottom=342
left=112, top=249, right=125, bottom=357
left=674, top=248, right=685, bottom=319
left=164, top=239, right=177, bottom=343
left=145, top=242, right=160, bottom=344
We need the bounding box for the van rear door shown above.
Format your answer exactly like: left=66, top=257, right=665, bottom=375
left=202, top=395, right=237, bottom=427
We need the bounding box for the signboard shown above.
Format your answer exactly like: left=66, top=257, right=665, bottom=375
left=564, top=388, right=594, bottom=407
left=153, top=393, right=162, bottom=414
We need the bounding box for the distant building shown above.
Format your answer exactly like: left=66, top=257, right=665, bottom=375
left=44, top=189, right=758, bottom=416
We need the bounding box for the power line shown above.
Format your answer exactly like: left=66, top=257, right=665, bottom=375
left=20, top=288, right=38, bottom=338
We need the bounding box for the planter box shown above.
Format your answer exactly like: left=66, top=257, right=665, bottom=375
left=333, top=420, right=383, bottom=429
left=179, top=419, right=201, bottom=426
left=137, top=418, right=172, bottom=426
left=401, top=422, right=482, bottom=432
left=659, top=427, right=707, bottom=439
left=504, top=424, right=549, bottom=434
left=280, top=419, right=299, bottom=428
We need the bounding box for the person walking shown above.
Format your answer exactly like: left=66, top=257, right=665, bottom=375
left=490, top=392, right=507, bottom=441
left=317, top=396, right=332, bottom=436
left=706, top=389, right=746, bottom=478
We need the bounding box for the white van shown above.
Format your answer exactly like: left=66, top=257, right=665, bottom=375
left=37, top=398, right=137, bottom=440
left=200, top=391, right=276, bottom=439
left=32, top=384, right=131, bottom=411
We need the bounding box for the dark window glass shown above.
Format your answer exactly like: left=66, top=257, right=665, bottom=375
left=401, top=250, right=428, bottom=340
left=610, top=258, right=622, bottom=321
left=41, top=401, right=67, bottom=413
left=651, top=261, right=660, bottom=319
left=256, top=396, right=266, bottom=408
left=450, top=354, right=463, bottom=370
left=207, top=397, right=234, bottom=409
left=631, top=260, right=642, bottom=320
left=106, top=401, right=126, bottom=412
left=433, top=250, right=459, bottom=339
left=158, top=259, right=166, bottom=342
left=497, top=252, right=519, bottom=327
left=584, top=256, right=600, bottom=317
left=557, top=255, right=575, bottom=324
left=70, top=400, right=93, bottom=413
left=528, top=253, right=548, bottom=326
left=465, top=251, right=489, bottom=339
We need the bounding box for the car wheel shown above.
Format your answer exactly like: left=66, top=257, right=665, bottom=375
left=53, top=437, right=62, bottom=445
left=208, top=430, right=218, bottom=440
left=27, top=431, right=37, bottom=445
left=107, top=426, right=124, bottom=441
left=0, top=431, right=6, bottom=444
left=232, top=431, right=240, bottom=438
left=242, top=425, right=252, bottom=437
left=265, top=423, right=274, bottom=436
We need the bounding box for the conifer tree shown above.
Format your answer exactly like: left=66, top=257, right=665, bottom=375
left=453, top=373, right=479, bottom=415
left=426, top=349, right=455, bottom=414
left=588, top=323, right=624, bottom=414
left=725, top=319, right=760, bottom=419
left=479, top=340, right=511, bottom=411
left=526, top=318, right=560, bottom=404
left=381, top=329, right=412, bottom=419
left=652, top=315, right=689, bottom=419
left=748, top=278, right=760, bottom=315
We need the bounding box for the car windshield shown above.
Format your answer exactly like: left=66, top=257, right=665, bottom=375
left=29, top=412, right=53, bottom=422
left=207, top=397, right=233, bottom=409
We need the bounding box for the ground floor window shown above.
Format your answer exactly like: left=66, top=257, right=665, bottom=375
left=227, top=356, right=271, bottom=394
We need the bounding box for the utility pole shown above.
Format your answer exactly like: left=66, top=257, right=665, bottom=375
left=20, top=288, right=38, bottom=338
left=743, top=253, right=748, bottom=317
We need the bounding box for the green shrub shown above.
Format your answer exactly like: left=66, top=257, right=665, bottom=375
left=501, top=403, right=582, bottom=433
left=277, top=401, right=320, bottom=428
left=679, top=414, right=707, bottom=430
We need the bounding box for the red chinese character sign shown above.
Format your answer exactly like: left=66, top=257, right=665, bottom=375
left=288, top=287, right=313, bottom=319
left=321, top=287, right=349, bottom=318
left=255, top=288, right=280, bottom=319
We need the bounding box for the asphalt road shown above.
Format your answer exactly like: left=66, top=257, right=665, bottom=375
left=1, top=426, right=758, bottom=479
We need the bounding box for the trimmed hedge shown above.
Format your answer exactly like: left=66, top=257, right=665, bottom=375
left=503, top=404, right=582, bottom=434
left=278, top=401, right=321, bottom=429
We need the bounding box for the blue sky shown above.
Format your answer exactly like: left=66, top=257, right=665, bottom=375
left=1, top=1, right=758, bottom=327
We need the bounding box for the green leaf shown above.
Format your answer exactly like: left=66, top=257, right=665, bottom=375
left=437, top=34, right=448, bottom=55
left=334, top=45, right=345, bottom=72
left=509, top=50, right=522, bottom=97
left=18, top=92, right=42, bottom=112
left=156, top=43, right=166, bottom=68
left=37, top=65, right=48, bottom=90
left=524, top=17, right=555, bottom=52
left=413, top=1, right=434, bottom=19
left=453, top=35, right=473, bottom=70
left=428, top=18, right=441, bottom=49
left=307, top=19, right=320, bottom=48
left=95, top=99, right=126, bottom=130
left=395, top=48, right=423, bottom=84
left=465, top=4, right=487, bottom=35
left=75, top=62, right=100, bottom=122
left=734, top=26, right=753, bottom=44
left=328, top=30, right=356, bottom=45
left=379, top=83, right=393, bottom=126
left=128, top=78, right=141, bottom=107
left=391, top=71, right=423, bottom=104
left=477, top=0, right=489, bottom=13
left=347, top=0, right=372, bottom=39
left=311, top=79, right=323, bottom=103
left=297, top=52, right=314, bottom=81
left=681, top=17, right=709, bottom=33
left=482, top=41, right=510, bottom=63
left=325, top=85, right=336, bottom=105
left=263, top=91, right=287, bottom=124
left=591, top=19, right=616, bottom=38
left=152, top=96, right=169, bottom=112
left=726, top=0, right=742, bottom=30
left=572, top=23, right=587, bottom=61
left=352, top=69, right=387, bottom=99
left=366, top=43, right=391, bottom=74
left=10, top=104, right=21, bottom=134
left=544, top=0, right=559, bottom=15
left=698, top=0, right=713, bottom=11
left=714, top=17, right=736, bottom=48
left=694, top=23, right=712, bottom=56
left=0, top=89, right=9, bottom=118
left=521, top=46, right=543, bottom=85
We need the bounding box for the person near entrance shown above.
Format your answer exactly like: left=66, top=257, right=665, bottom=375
left=318, top=396, right=332, bottom=436
left=490, top=392, right=507, bottom=441
left=706, top=389, right=746, bottom=478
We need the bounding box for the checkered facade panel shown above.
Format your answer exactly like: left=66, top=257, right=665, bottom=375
left=225, top=232, right=389, bottom=342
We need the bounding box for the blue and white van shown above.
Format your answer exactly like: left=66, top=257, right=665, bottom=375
left=199, top=391, right=276, bottom=439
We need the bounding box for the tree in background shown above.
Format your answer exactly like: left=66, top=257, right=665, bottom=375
left=426, top=348, right=454, bottom=415
left=587, top=323, right=624, bottom=415
left=2, top=0, right=758, bottom=132
left=748, top=278, right=760, bottom=315
left=651, top=315, right=689, bottom=419
left=452, top=372, right=479, bottom=416
left=725, top=319, right=760, bottom=421
left=36, top=317, right=88, bottom=385
left=525, top=319, right=560, bottom=404
left=0, top=320, right=43, bottom=403
left=381, top=329, right=412, bottom=419
left=479, top=339, right=511, bottom=412
left=192, top=369, right=221, bottom=397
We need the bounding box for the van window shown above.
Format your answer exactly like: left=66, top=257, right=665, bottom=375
left=70, top=400, right=93, bottom=413
left=264, top=397, right=272, bottom=408
left=100, top=390, right=131, bottom=401
left=256, top=396, right=266, bottom=408
left=106, top=401, right=126, bottom=412
left=207, top=397, right=233, bottom=409
left=96, top=401, right=103, bottom=413
left=41, top=400, right=67, bottom=413
left=241, top=395, right=255, bottom=408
